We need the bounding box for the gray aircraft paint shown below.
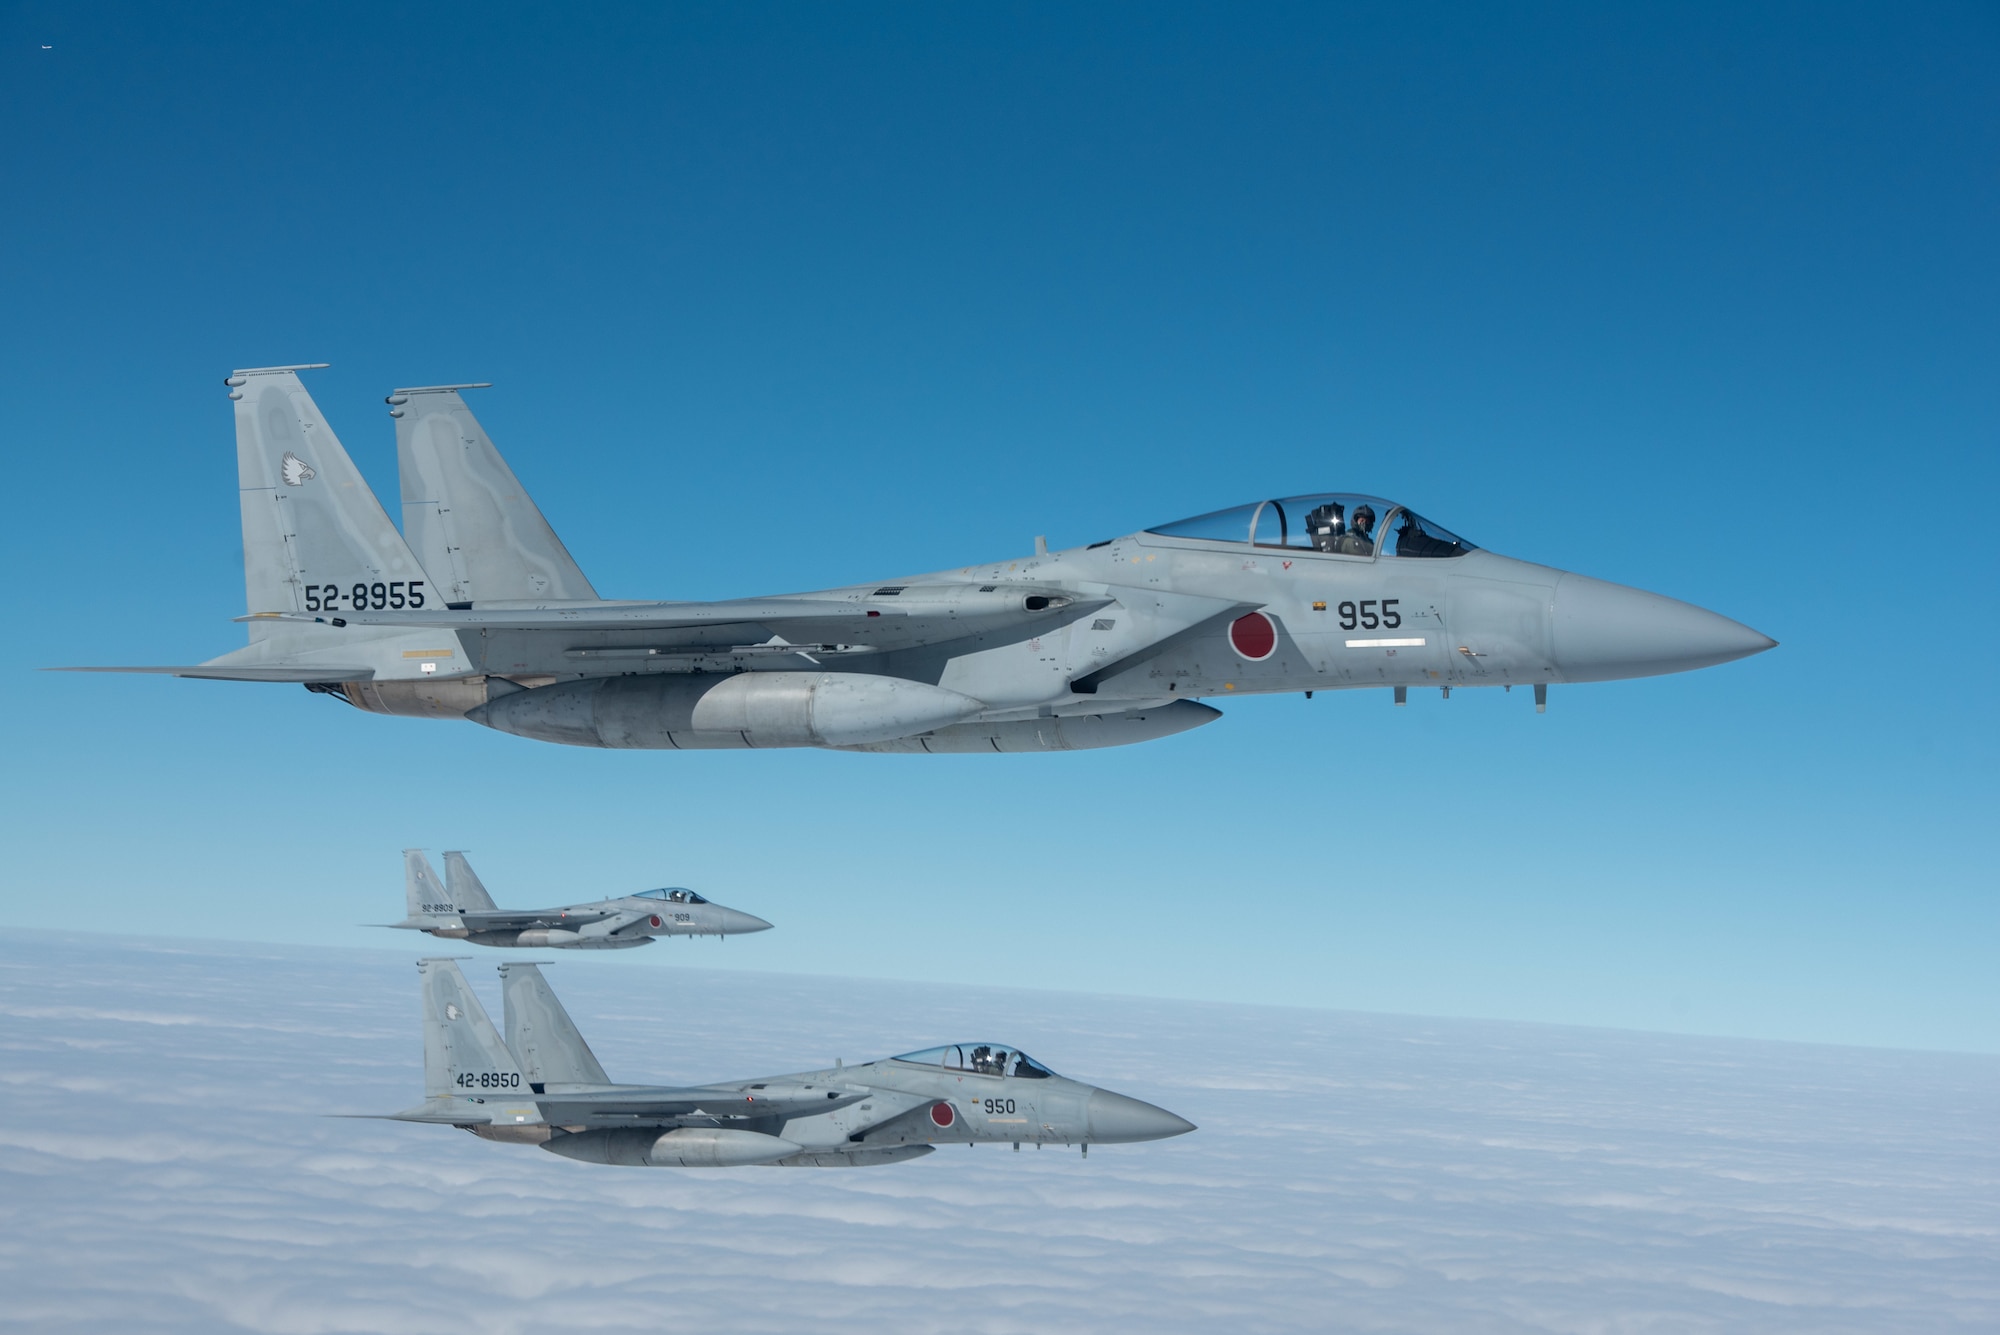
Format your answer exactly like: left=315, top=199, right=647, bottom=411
left=369, top=960, right=1193, bottom=1168
left=441, top=851, right=499, bottom=913
left=501, top=963, right=611, bottom=1087
left=390, top=849, right=771, bottom=950
left=69, top=368, right=1775, bottom=750
left=392, top=384, right=599, bottom=605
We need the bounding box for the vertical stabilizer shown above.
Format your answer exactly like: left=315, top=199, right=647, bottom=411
left=499, top=963, right=612, bottom=1088
left=230, top=366, right=433, bottom=635
left=392, top=385, right=598, bottom=605
left=442, top=851, right=500, bottom=913
left=418, top=959, right=526, bottom=1101
left=402, top=850, right=461, bottom=927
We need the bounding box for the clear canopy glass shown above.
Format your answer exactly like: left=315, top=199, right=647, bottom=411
left=893, top=1043, right=1055, bottom=1079
left=633, top=888, right=707, bottom=903
left=1148, top=494, right=1475, bottom=558
left=1386, top=508, right=1475, bottom=559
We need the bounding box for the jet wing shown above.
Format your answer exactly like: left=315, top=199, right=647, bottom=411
left=533, top=1082, right=867, bottom=1125
left=245, top=584, right=1108, bottom=655
left=456, top=908, right=600, bottom=931
left=365, top=1083, right=864, bottom=1128
left=459, top=907, right=652, bottom=937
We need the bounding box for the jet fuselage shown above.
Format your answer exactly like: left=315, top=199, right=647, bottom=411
left=81, top=369, right=1775, bottom=754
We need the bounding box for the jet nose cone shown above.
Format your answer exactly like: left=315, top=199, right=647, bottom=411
left=1552, top=573, right=1775, bottom=683
left=720, top=908, right=774, bottom=934
left=1086, top=1089, right=1196, bottom=1143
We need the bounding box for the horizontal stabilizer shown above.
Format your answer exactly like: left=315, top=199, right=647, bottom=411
left=347, top=1103, right=487, bottom=1124
left=48, top=665, right=377, bottom=683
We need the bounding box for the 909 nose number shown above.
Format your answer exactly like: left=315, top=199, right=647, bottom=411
left=304, top=580, right=426, bottom=612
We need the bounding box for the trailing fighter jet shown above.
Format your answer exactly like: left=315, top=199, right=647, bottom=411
left=388, top=850, right=771, bottom=950
left=366, top=959, right=1194, bottom=1166
left=68, top=365, right=1775, bottom=752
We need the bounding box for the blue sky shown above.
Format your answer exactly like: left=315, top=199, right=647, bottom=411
left=1, top=3, right=1994, bottom=1051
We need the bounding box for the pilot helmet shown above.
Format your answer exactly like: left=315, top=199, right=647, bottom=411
left=1352, top=504, right=1375, bottom=527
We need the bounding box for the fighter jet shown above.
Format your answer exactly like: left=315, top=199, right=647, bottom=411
left=69, top=365, right=1775, bottom=751
left=389, top=850, right=771, bottom=950
left=365, top=959, right=1194, bottom=1166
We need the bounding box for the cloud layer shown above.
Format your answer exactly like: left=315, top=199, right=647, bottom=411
left=1, top=931, right=1994, bottom=1333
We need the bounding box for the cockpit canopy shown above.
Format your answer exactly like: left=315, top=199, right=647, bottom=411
left=1148, top=494, right=1474, bottom=559
left=893, top=1042, right=1055, bottom=1079
left=632, top=887, right=707, bottom=903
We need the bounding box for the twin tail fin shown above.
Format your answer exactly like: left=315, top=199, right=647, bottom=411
left=442, top=850, right=500, bottom=913
left=231, top=365, right=433, bottom=630
left=391, top=384, right=598, bottom=605
left=500, top=962, right=611, bottom=1088
left=417, top=958, right=533, bottom=1106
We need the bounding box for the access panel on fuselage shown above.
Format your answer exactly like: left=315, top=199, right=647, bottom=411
left=1443, top=572, right=1556, bottom=685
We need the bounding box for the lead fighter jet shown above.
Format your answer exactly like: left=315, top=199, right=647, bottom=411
left=69, top=366, right=1775, bottom=751
left=389, top=850, right=771, bottom=950
left=366, top=959, right=1194, bottom=1167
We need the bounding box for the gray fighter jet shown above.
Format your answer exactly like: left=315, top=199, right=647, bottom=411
left=366, top=959, right=1194, bottom=1166
left=389, top=850, right=771, bottom=950
left=70, top=366, right=1775, bottom=751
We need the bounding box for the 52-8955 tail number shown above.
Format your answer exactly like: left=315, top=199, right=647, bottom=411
left=305, top=581, right=425, bottom=612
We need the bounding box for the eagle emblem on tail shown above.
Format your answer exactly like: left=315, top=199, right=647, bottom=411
left=281, top=451, right=316, bottom=486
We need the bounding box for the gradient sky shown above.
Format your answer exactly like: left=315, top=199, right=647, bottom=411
left=1, top=3, right=1994, bottom=1052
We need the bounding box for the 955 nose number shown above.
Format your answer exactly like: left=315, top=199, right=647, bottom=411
left=1335, top=598, right=1400, bottom=630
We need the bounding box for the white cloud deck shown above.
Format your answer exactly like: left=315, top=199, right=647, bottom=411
left=0, top=932, right=1993, bottom=1333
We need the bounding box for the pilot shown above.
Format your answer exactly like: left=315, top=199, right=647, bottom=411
left=1306, top=502, right=1347, bottom=553
left=1340, top=504, right=1376, bottom=556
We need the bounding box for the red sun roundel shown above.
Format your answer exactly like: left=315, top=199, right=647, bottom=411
left=649, top=914, right=663, bottom=928
left=1229, top=611, right=1277, bottom=661
left=930, top=1101, right=956, bottom=1127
